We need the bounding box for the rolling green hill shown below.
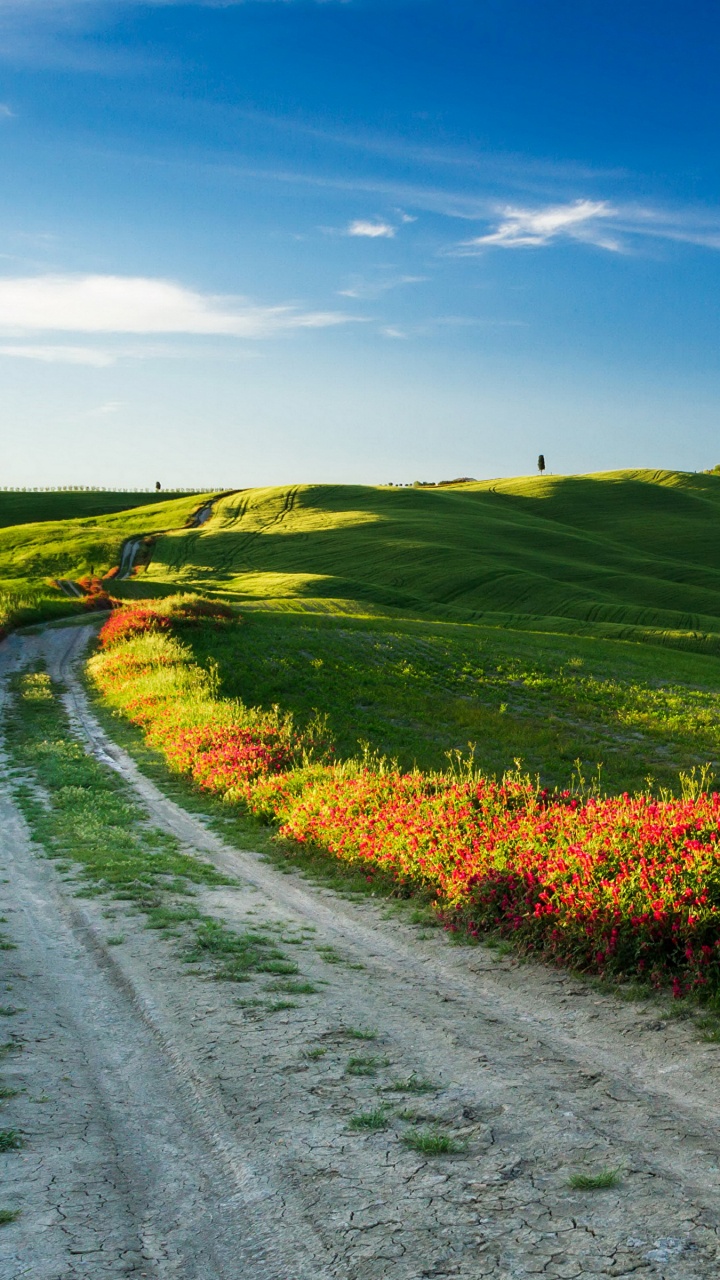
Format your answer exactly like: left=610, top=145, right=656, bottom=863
left=0, top=491, right=218, bottom=633
left=4, top=468, right=720, bottom=792
left=126, top=469, right=720, bottom=653
left=0, top=490, right=194, bottom=531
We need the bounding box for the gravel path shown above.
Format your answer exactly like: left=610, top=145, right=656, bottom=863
left=1, top=624, right=720, bottom=1278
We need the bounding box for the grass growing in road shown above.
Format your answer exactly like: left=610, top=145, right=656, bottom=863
left=5, top=671, right=231, bottom=903
left=345, top=1055, right=385, bottom=1077
left=401, top=1128, right=463, bottom=1155
left=568, top=1167, right=622, bottom=1190
left=0, top=1209, right=20, bottom=1226
left=3, top=668, right=314, bottom=996
left=0, top=1130, right=23, bottom=1152
left=386, top=1075, right=437, bottom=1094
left=348, top=1108, right=389, bottom=1131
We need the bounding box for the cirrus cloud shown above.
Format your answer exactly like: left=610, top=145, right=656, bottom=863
left=458, top=199, right=620, bottom=252
left=0, top=273, right=351, bottom=336
left=347, top=220, right=396, bottom=239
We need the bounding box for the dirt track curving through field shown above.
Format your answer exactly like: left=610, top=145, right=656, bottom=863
left=3, top=624, right=720, bottom=1278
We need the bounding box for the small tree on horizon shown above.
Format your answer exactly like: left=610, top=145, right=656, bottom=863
left=155, top=480, right=161, bottom=491
left=537, top=454, right=546, bottom=474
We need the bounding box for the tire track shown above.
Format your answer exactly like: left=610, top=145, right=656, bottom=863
left=3, top=623, right=720, bottom=1277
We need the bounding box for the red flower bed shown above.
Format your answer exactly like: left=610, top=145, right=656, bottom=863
left=89, top=604, right=720, bottom=994
left=158, top=721, right=294, bottom=790
left=99, top=606, right=172, bottom=647
left=98, top=598, right=236, bottom=648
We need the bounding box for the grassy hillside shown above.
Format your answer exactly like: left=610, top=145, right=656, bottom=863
left=183, top=607, right=720, bottom=795
left=126, top=470, right=720, bottom=652
left=0, top=490, right=192, bottom=530
left=0, top=491, right=218, bottom=633
left=5, top=467, right=720, bottom=792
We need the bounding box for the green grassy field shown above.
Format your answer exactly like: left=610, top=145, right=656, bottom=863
left=182, top=609, right=720, bottom=794
left=4, top=468, right=720, bottom=793
left=0, top=491, right=217, bottom=633
left=127, top=470, right=720, bottom=653
left=0, top=490, right=195, bottom=530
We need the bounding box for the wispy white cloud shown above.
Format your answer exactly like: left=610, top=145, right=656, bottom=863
left=458, top=199, right=620, bottom=252
left=454, top=198, right=720, bottom=255
left=338, top=274, right=426, bottom=300
left=0, top=342, right=115, bottom=365
left=377, top=315, right=527, bottom=341
left=347, top=220, right=396, bottom=239
left=0, top=274, right=351, bottom=337
left=0, top=103, right=13, bottom=118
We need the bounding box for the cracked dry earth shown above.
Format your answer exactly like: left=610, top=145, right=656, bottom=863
left=1, top=628, right=720, bottom=1278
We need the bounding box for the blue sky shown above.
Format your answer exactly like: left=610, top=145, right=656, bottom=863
left=1, top=0, right=720, bottom=487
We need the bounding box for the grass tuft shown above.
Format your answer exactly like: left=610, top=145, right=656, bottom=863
left=401, top=1128, right=463, bottom=1155
left=386, top=1074, right=437, bottom=1094
left=345, top=1055, right=385, bottom=1077
left=0, top=1130, right=23, bottom=1152
left=568, top=1167, right=622, bottom=1190
left=348, top=1108, right=389, bottom=1131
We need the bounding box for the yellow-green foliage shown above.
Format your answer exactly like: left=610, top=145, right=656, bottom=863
left=132, top=470, right=720, bottom=654
left=0, top=490, right=186, bottom=531
left=0, top=493, right=219, bottom=634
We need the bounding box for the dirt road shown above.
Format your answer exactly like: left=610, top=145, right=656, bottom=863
left=2, top=624, right=720, bottom=1278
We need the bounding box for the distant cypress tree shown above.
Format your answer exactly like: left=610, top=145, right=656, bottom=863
left=538, top=454, right=546, bottom=474
left=155, top=480, right=162, bottom=491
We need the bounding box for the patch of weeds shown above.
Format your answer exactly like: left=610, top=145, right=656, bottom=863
left=316, top=946, right=344, bottom=965
left=568, top=1167, right=622, bottom=1190
left=386, top=1074, right=437, bottom=1094
left=407, top=905, right=437, bottom=927
left=304, top=1047, right=327, bottom=1061
left=0, top=1008, right=22, bottom=1018
left=106, top=935, right=125, bottom=946
left=488, top=939, right=514, bottom=959
left=234, top=997, right=264, bottom=1009
left=0, top=1209, right=20, bottom=1226
left=617, top=982, right=653, bottom=1003
left=0, top=1087, right=20, bottom=1100
left=345, top=1055, right=386, bottom=1077
left=698, top=1017, right=720, bottom=1043
left=0, top=1130, right=23, bottom=1152
left=401, top=1128, right=464, bottom=1155
left=185, top=919, right=298, bottom=982
left=342, top=1026, right=377, bottom=1041
left=146, top=905, right=202, bottom=931
left=0, top=939, right=16, bottom=952
left=0, top=1042, right=19, bottom=1059
left=4, top=669, right=233, bottom=916
left=268, top=979, right=318, bottom=995
left=348, top=1108, right=389, bottom=1131
left=266, top=1000, right=299, bottom=1012
left=256, top=959, right=300, bottom=975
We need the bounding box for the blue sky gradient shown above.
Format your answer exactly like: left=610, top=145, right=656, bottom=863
left=1, top=0, right=720, bottom=486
